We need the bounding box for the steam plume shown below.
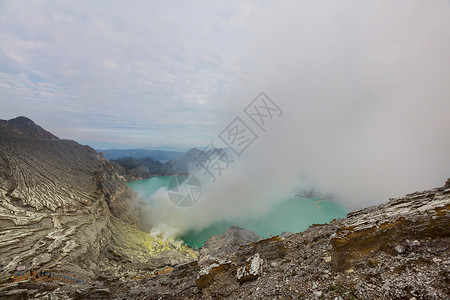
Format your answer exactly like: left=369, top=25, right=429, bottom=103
left=144, top=1, right=450, bottom=234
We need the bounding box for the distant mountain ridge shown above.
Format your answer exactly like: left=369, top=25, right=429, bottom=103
left=110, top=157, right=163, bottom=180
left=109, top=147, right=229, bottom=179
left=0, top=116, right=59, bottom=139
left=111, top=157, right=163, bottom=171
left=110, top=148, right=202, bottom=180
left=159, top=147, right=203, bottom=175
left=98, top=148, right=184, bottom=162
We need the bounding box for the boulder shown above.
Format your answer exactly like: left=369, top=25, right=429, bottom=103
left=236, top=253, right=263, bottom=283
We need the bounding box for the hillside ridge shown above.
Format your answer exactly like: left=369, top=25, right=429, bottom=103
left=0, top=116, right=59, bottom=140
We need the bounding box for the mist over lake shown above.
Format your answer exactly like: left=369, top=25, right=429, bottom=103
left=128, top=176, right=349, bottom=248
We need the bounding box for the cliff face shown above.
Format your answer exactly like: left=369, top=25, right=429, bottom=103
left=0, top=119, right=194, bottom=284
left=1, top=135, right=104, bottom=277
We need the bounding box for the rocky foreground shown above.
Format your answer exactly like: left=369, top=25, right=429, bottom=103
left=2, top=178, right=449, bottom=300
left=0, top=117, right=449, bottom=299
left=108, top=179, right=449, bottom=300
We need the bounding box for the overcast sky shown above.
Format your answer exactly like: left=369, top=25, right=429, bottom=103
left=1, top=1, right=450, bottom=207
left=1, top=1, right=449, bottom=148
left=0, top=1, right=252, bottom=148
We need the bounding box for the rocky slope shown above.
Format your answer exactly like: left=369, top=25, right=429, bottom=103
left=198, top=226, right=263, bottom=265
left=0, top=117, right=194, bottom=297
left=4, top=178, right=447, bottom=299
left=109, top=178, right=449, bottom=299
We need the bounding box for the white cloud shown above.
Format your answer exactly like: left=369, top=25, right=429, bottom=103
left=0, top=0, right=246, bottom=146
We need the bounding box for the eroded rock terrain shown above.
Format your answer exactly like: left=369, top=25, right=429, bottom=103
left=198, top=226, right=262, bottom=265
left=0, top=117, right=194, bottom=298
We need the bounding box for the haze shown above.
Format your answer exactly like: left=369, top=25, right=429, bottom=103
left=1, top=1, right=449, bottom=223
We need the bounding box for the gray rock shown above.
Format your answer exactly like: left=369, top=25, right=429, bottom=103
left=199, top=226, right=262, bottom=264
left=395, top=244, right=405, bottom=254
left=236, top=253, right=263, bottom=283
left=313, top=291, right=322, bottom=297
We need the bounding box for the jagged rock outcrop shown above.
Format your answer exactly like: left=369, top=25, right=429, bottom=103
left=331, top=182, right=450, bottom=271
left=0, top=117, right=194, bottom=288
left=199, top=226, right=262, bottom=264
left=236, top=253, right=263, bottom=283
left=196, top=262, right=237, bottom=292
left=232, top=236, right=286, bottom=266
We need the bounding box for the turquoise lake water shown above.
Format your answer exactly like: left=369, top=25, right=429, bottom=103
left=128, top=176, right=349, bottom=248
